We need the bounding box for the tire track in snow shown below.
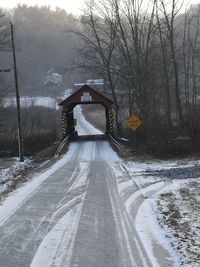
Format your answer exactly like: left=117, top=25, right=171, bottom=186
left=30, top=164, right=90, bottom=267
left=30, top=141, right=98, bottom=267
left=110, top=161, right=177, bottom=267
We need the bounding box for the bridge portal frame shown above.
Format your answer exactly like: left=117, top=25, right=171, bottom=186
left=59, top=84, right=114, bottom=139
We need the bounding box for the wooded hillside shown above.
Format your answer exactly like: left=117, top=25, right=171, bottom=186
left=1, top=1, right=200, bottom=156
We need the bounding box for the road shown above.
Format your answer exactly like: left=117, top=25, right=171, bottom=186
left=0, top=107, right=175, bottom=267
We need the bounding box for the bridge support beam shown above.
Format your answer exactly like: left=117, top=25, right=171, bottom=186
left=62, top=108, right=76, bottom=139
left=106, top=109, right=114, bottom=135
left=62, top=110, right=68, bottom=139
left=67, top=109, right=76, bottom=136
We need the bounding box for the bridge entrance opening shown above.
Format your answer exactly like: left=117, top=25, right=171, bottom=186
left=74, top=104, right=106, bottom=136
left=59, top=85, right=114, bottom=139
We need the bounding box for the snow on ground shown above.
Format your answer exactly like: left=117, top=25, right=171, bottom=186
left=30, top=162, right=90, bottom=267
left=30, top=207, right=82, bottom=267
left=73, top=106, right=200, bottom=266
left=1, top=102, right=200, bottom=266
left=119, top=159, right=200, bottom=267
left=134, top=183, right=186, bottom=267
left=74, top=105, right=102, bottom=135
left=0, top=157, right=32, bottom=195
left=100, top=141, right=120, bottom=161
left=0, top=105, right=120, bottom=264
left=0, top=143, right=78, bottom=226
left=110, top=161, right=182, bottom=266
left=125, top=158, right=200, bottom=173
left=0, top=98, right=99, bottom=208
left=0, top=89, right=73, bottom=194
left=156, top=179, right=200, bottom=267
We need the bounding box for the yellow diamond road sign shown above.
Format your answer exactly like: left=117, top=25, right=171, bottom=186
left=127, top=115, right=142, bottom=131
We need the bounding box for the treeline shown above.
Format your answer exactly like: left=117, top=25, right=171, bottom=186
left=0, top=6, right=75, bottom=155
left=77, top=0, right=200, bottom=154
left=0, top=4, right=84, bottom=97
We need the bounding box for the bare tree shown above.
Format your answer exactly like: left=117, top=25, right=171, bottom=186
left=155, top=1, right=172, bottom=128
left=0, top=9, right=10, bottom=129
left=188, top=6, right=200, bottom=115
left=182, top=8, right=191, bottom=122
left=179, top=5, right=200, bottom=143
left=157, top=0, right=183, bottom=127
left=77, top=0, right=124, bottom=132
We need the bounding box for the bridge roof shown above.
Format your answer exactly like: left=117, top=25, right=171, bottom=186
left=59, top=84, right=113, bottom=109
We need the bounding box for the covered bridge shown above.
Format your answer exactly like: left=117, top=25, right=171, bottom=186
left=59, top=85, right=114, bottom=139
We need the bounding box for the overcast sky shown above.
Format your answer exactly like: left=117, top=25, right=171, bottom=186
left=1, top=0, right=84, bottom=14
left=1, top=0, right=200, bottom=14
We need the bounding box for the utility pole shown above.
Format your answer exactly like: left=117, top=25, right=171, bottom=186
left=10, top=22, right=24, bottom=162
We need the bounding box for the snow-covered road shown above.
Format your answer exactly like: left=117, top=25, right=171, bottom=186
left=0, top=107, right=181, bottom=267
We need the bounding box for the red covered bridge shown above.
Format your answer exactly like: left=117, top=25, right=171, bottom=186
left=59, top=85, right=114, bottom=139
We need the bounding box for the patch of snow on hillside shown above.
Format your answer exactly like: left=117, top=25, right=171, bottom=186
left=0, top=158, right=32, bottom=194
left=3, top=96, right=59, bottom=109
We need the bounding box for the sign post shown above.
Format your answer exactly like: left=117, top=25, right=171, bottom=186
left=126, top=115, right=142, bottom=152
